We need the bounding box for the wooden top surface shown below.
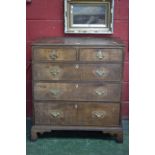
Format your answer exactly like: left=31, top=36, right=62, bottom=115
left=32, top=37, right=124, bottom=47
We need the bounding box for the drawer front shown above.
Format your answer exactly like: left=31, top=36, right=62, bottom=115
left=34, top=102, right=77, bottom=125
left=33, top=63, right=79, bottom=81
left=33, top=63, right=122, bottom=81
left=34, top=83, right=121, bottom=101
left=77, top=103, right=120, bottom=126
left=80, top=48, right=123, bottom=62
left=33, top=48, right=76, bottom=61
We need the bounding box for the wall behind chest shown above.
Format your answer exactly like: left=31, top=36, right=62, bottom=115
left=26, top=0, right=129, bottom=118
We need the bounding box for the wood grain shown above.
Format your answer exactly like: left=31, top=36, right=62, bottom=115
left=34, top=102, right=120, bottom=126
left=31, top=37, right=124, bottom=142
left=34, top=82, right=121, bottom=101
left=33, top=63, right=122, bottom=81
left=34, top=102, right=77, bottom=125
left=33, top=48, right=76, bottom=61
left=80, top=48, right=123, bottom=62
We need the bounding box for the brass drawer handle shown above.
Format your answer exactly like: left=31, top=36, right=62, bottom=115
left=96, top=69, right=105, bottom=77
left=49, top=110, right=63, bottom=118
left=50, top=67, right=60, bottom=77
left=49, top=89, right=61, bottom=96
left=96, top=50, right=104, bottom=60
left=49, top=50, right=58, bottom=60
left=95, top=90, right=105, bottom=96
left=92, top=111, right=106, bottom=118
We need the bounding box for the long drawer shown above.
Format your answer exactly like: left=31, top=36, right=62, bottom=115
left=34, top=83, right=121, bottom=101
left=33, top=63, right=122, bottom=81
left=34, top=102, right=120, bottom=126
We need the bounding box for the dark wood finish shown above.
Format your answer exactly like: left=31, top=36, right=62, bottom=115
left=76, top=103, right=120, bottom=126
left=34, top=82, right=121, bottom=101
left=33, top=48, right=76, bottom=61
left=80, top=48, right=123, bottom=62
left=116, top=131, right=123, bottom=143
left=31, top=125, right=122, bottom=131
left=34, top=102, right=77, bottom=125
left=33, top=63, right=122, bottom=81
left=31, top=125, right=123, bottom=142
left=34, top=102, right=120, bottom=126
left=31, top=37, right=124, bottom=143
left=32, top=37, right=124, bottom=47
left=31, top=128, right=38, bottom=141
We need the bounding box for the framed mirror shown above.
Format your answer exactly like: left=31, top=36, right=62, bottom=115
left=64, top=0, right=114, bottom=34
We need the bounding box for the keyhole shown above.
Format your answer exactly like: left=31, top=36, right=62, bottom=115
left=75, top=64, right=79, bottom=69
left=74, top=104, right=78, bottom=109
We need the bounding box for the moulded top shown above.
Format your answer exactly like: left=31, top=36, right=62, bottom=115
left=32, top=37, right=124, bottom=47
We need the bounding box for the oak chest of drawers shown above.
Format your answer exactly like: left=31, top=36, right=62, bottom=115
left=31, top=37, right=124, bottom=142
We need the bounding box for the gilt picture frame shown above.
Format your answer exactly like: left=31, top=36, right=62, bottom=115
left=64, top=0, right=114, bottom=34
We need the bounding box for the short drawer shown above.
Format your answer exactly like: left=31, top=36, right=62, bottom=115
left=77, top=103, right=120, bottom=126
left=34, top=102, right=77, bottom=125
left=33, top=48, right=76, bottom=61
left=33, top=63, right=122, bottom=81
left=79, top=48, right=123, bottom=62
left=34, top=83, right=121, bottom=102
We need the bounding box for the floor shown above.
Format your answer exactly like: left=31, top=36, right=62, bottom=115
left=26, top=119, right=129, bottom=155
